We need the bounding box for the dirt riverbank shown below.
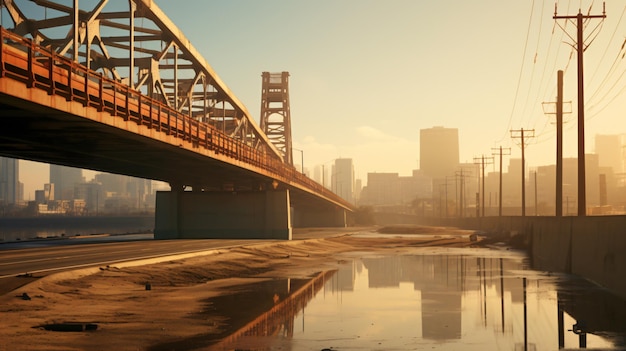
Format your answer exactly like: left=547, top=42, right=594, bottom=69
left=0, top=226, right=490, bottom=351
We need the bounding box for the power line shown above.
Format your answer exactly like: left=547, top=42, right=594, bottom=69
left=554, top=3, right=606, bottom=216
left=499, top=0, right=536, bottom=143
left=587, top=37, right=626, bottom=108
left=519, top=0, right=547, bottom=128
left=586, top=4, right=626, bottom=91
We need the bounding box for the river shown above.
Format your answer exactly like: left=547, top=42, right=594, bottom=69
left=165, top=247, right=626, bottom=350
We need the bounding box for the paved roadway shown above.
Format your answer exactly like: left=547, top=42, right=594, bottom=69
left=0, top=228, right=365, bottom=295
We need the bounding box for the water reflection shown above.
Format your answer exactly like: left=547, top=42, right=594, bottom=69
left=151, top=249, right=626, bottom=350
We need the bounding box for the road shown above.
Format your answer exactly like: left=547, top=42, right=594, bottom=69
left=0, top=228, right=363, bottom=295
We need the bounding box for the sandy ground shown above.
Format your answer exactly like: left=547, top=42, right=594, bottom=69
left=0, top=226, right=486, bottom=351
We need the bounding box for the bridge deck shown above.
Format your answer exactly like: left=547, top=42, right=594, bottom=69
left=0, top=28, right=352, bottom=210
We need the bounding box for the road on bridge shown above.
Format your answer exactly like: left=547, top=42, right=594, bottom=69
left=0, top=228, right=364, bottom=295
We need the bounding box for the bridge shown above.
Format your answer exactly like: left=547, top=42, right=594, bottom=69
left=0, top=0, right=353, bottom=240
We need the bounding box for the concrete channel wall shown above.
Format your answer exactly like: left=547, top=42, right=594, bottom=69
left=418, top=215, right=626, bottom=300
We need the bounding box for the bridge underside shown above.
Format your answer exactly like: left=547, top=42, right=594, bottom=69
left=0, top=93, right=268, bottom=192
left=0, top=80, right=346, bottom=240
left=0, top=11, right=354, bottom=238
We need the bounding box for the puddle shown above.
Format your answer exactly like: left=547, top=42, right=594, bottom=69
left=150, top=248, right=626, bottom=350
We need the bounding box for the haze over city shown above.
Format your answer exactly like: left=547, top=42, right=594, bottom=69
left=14, top=0, right=626, bottom=199
left=3, top=2, right=626, bottom=349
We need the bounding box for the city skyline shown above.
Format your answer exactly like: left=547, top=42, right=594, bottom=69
left=11, top=1, right=626, bottom=200
left=14, top=129, right=626, bottom=203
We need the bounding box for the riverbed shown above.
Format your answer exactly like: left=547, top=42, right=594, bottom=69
left=1, top=228, right=624, bottom=350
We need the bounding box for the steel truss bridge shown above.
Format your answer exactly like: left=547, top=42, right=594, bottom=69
left=0, top=0, right=352, bottom=237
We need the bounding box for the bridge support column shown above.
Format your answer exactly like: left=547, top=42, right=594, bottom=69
left=154, top=190, right=292, bottom=240
left=292, top=206, right=347, bottom=228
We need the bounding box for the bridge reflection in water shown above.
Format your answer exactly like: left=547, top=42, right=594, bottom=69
left=150, top=249, right=626, bottom=350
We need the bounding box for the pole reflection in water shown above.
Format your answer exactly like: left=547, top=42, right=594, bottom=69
left=155, top=248, right=626, bottom=350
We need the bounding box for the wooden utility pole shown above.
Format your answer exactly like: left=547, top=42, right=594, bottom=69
left=473, top=155, right=494, bottom=217
left=444, top=175, right=454, bottom=218
left=492, top=146, right=511, bottom=217
left=554, top=4, right=606, bottom=216
left=556, top=70, right=564, bottom=217
left=455, top=169, right=466, bottom=218
left=510, top=129, right=535, bottom=217
left=534, top=170, right=538, bottom=216
left=542, top=70, right=570, bottom=216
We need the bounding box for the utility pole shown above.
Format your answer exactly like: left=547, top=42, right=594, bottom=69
left=492, top=146, right=511, bottom=217
left=455, top=169, right=466, bottom=218
left=543, top=70, right=571, bottom=216
left=473, top=155, right=494, bottom=217
left=554, top=4, right=606, bottom=216
left=556, top=71, right=564, bottom=217
left=444, top=177, right=449, bottom=218
left=510, top=128, right=535, bottom=217
left=534, top=170, right=538, bottom=216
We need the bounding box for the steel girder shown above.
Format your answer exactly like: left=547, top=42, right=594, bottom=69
left=260, top=71, right=293, bottom=166
left=1, top=0, right=281, bottom=159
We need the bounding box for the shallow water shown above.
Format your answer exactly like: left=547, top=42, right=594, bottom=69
left=153, top=247, right=626, bottom=350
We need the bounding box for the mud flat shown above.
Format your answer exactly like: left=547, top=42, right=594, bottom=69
left=0, top=227, right=483, bottom=350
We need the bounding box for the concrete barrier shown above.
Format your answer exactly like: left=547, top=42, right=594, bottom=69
left=417, top=215, right=626, bottom=300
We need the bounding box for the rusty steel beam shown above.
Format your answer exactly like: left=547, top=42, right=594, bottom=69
left=260, top=72, right=293, bottom=165
left=1, top=0, right=281, bottom=159
left=0, top=25, right=354, bottom=211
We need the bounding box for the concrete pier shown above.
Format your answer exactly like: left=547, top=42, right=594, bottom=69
left=292, top=206, right=347, bottom=228
left=154, top=190, right=292, bottom=240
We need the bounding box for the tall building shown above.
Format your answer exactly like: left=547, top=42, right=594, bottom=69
left=74, top=182, right=104, bottom=214
left=420, top=127, right=459, bottom=180
left=0, top=157, right=21, bottom=205
left=49, top=164, right=83, bottom=201
left=93, top=172, right=154, bottom=212
left=595, top=134, right=623, bottom=173
left=312, top=164, right=333, bottom=189
left=332, top=158, right=355, bottom=204
left=313, top=165, right=322, bottom=186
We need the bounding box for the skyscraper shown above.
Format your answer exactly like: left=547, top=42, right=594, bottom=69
left=0, top=157, right=20, bottom=205
left=332, top=158, right=355, bottom=204
left=420, top=126, right=459, bottom=180
left=49, top=164, right=83, bottom=201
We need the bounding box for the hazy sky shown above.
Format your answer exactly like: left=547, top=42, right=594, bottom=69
left=17, top=0, right=626, bottom=197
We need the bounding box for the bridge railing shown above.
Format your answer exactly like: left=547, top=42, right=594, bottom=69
left=0, top=27, right=352, bottom=209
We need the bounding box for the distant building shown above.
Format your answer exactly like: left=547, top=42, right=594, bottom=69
left=332, top=158, right=355, bottom=204
left=74, top=182, right=104, bottom=214
left=313, top=165, right=322, bottom=185
left=495, top=155, right=602, bottom=216
left=420, top=127, right=459, bottom=180
left=50, top=164, right=83, bottom=201
left=360, top=170, right=431, bottom=210
left=35, top=183, right=54, bottom=204
left=93, top=173, right=153, bottom=213
left=361, top=173, right=400, bottom=207
left=0, top=157, right=21, bottom=205
left=354, top=178, right=362, bottom=205
left=595, top=134, right=623, bottom=173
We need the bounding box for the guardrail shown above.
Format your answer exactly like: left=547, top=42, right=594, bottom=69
left=0, top=27, right=352, bottom=209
